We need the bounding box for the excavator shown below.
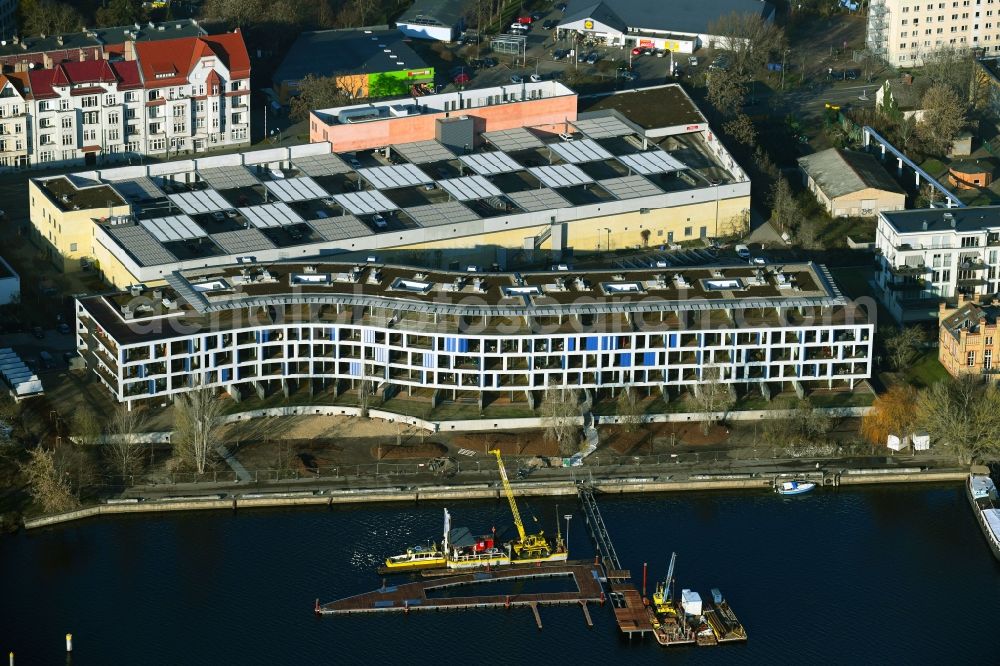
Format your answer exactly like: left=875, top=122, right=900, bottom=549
left=652, top=552, right=678, bottom=616
left=489, top=449, right=565, bottom=560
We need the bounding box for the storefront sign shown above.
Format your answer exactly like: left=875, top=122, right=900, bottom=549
left=584, top=19, right=594, bottom=29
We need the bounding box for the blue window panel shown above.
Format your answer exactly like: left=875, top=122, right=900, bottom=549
left=757, top=331, right=763, bottom=345
left=138, top=364, right=145, bottom=378
left=561, top=355, right=567, bottom=369
left=349, top=361, right=361, bottom=377
left=601, top=336, right=617, bottom=351
left=148, top=380, right=155, bottom=394
left=696, top=351, right=702, bottom=364
left=698, top=333, right=704, bottom=347
left=568, top=338, right=577, bottom=352
left=668, top=334, right=678, bottom=348
left=618, top=353, right=632, bottom=367
left=424, top=353, right=436, bottom=368
left=363, top=329, right=376, bottom=344
left=221, top=368, right=231, bottom=382
left=585, top=336, right=599, bottom=351
left=185, top=357, right=191, bottom=372
left=329, top=328, right=336, bottom=341
left=375, top=348, right=387, bottom=363
left=644, top=352, right=656, bottom=366
left=458, top=338, right=469, bottom=353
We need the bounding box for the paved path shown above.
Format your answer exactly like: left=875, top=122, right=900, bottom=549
left=215, top=443, right=252, bottom=483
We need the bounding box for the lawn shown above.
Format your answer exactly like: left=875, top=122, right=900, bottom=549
left=828, top=265, right=876, bottom=300
left=904, top=349, right=949, bottom=387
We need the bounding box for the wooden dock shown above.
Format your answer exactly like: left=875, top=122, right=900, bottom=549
left=316, top=563, right=605, bottom=622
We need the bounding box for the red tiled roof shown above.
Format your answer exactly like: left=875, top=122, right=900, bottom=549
left=27, top=59, right=142, bottom=99
left=110, top=60, right=142, bottom=89
left=135, top=29, right=250, bottom=89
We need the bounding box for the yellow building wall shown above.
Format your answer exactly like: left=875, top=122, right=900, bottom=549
left=29, top=180, right=130, bottom=273
left=88, top=237, right=161, bottom=290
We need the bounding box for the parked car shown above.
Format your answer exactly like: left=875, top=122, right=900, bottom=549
left=38, top=351, right=53, bottom=370
left=481, top=57, right=498, bottom=68
left=529, top=73, right=543, bottom=82
left=542, top=19, right=558, bottom=29
left=621, top=70, right=639, bottom=81
left=31, top=326, right=44, bottom=340
left=516, top=15, right=533, bottom=23
left=585, top=52, right=599, bottom=65
left=372, top=214, right=388, bottom=229
left=751, top=255, right=769, bottom=266
left=552, top=49, right=569, bottom=60
left=530, top=11, right=544, bottom=20
left=346, top=155, right=362, bottom=169
left=509, top=22, right=528, bottom=32
left=631, top=46, right=648, bottom=56
left=510, top=74, right=523, bottom=83
left=453, top=72, right=471, bottom=84
left=709, top=55, right=729, bottom=70
left=688, top=56, right=699, bottom=67
left=558, top=132, right=574, bottom=141
left=735, top=244, right=750, bottom=259
left=555, top=2, right=567, bottom=11
left=57, top=323, right=70, bottom=334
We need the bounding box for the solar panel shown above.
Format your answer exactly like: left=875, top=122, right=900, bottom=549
left=392, top=140, right=455, bottom=165
left=110, top=176, right=164, bottom=202
left=239, top=203, right=305, bottom=229
left=482, top=127, right=544, bottom=151
left=105, top=224, right=179, bottom=266
left=211, top=228, right=276, bottom=254
left=458, top=152, right=523, bottom=175
left=599, top=175, right=664, bottom=199
left=138, top=214, right=205, bottom=243
left=437, top=175, right=503, bottom=201
left=308, top=214, right=376, bottom=241
left=506, top=188, right=569, bottom=212
left=405, top=201, right=479, bottom=227
left=198, top=166, right=258, bottom=190
left=167, top=189, right=231, bottom=214
left=617, top=151, right=686, bottom=175
left=293, top=153, right=352, bottom=177
left=549, top=138, right=613, bottom=164
left=571, top=115, right=635, bottom=139
left=528, top=164, right=593, bottom=188
left=263, top=176, right=329, bottom=202
left=332, top=190, right=397, bottom=215
left=357, top=164, right=431, bottom=190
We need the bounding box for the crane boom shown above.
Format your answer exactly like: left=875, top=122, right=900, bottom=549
left=664, top=551, right=676, bottom=598
left=490, top=449, right=527, bottom=542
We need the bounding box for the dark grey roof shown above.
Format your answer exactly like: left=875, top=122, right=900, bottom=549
left=273, top=28, right=429, bottom=86
left=396, top=0, right=472, bottom=27
left=0, top=20, right=206, bottom=59
left=881, top=207, right=1000, bottom=234
left=797, top=148, right=904, bottom=199
left=560, top=0, right=774, bottom=36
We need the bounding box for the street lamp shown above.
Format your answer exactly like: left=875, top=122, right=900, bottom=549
left=604, top=227, right=612, bottom=253
left=564, top=514, right=572, bottom=550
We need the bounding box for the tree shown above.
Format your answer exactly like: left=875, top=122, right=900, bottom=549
left=72, top=406, right=103, bottom=447
left=916, top=375, right=1000, bottom=464
left=106, top=405, right=146, bottom=479
left=723, top=113, right=757, bottom=146
left=173, top=388, right=224, bottom=474
left=95, top=0, right=143, bottom=27
left=769, top=177, right=799, bottom=236
left=616, top=388, right=643, bottom=433
left=917, top=83, right=966, bottom=155
left=689, top=367, right=734, bottom=435
left=862, top=384, right=919, bottom=446
left=17, top=0, right=83, bottom=36
left=921, top=46, right=980, bottom=107
left=20, top=447, right=79, bottom=513
left=357, top=378, right=375, bottom=418
left=883, top=325, right=927, bottom=371
left=289, top=75, right=357, bottom=121
left=541, top=381, right=580, bottom=456
left=708, top=11, right=784, bottom=80
left=706, top=67, right=744, bottom=119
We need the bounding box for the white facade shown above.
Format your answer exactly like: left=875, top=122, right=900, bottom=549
left=875, top=207, right=1000, bottom=321
left=0, top=255, right=19, bottom=305
left=868, top=0, right=1000, bottom=66
left=0, top=76, right=27, bottom=169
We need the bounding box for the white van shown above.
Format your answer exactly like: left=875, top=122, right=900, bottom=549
left=735, top=244, right=750, bottom=259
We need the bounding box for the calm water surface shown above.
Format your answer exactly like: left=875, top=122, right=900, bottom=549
left=2, top=485, right=999, bottom=664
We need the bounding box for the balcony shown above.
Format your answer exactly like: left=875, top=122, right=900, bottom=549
left=889, top=263, right=928, bottom=277
left=958, top=256, right=987, bottom=270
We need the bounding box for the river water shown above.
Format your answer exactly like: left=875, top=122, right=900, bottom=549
left=2, top=484, right=999, bottom=664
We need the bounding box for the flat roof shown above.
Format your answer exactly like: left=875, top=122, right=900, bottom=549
left=881, top=206, right=1000, bottom=234
left=79, top=261, right=857, bottom=344
left=797, top=148, right=904, bottom=199
left=560, top=0, right=774, bottom=37
left=273, top=27, right=430, bottom=86
left=579, top=86, right=706, bottom=131
left=396, top=0, right=472, bottom=25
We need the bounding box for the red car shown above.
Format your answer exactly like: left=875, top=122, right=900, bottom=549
left=631, top=46, right=649, bottom=56
left=516, top=15, right=533, bottom=24
left=453, top=72, right=471, bottom=84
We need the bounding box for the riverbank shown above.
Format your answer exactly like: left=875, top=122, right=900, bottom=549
left=22, top=466, right=968, bottom=530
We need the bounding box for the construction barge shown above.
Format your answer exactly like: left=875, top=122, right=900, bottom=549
left=316, top=455, right=747, bottom=648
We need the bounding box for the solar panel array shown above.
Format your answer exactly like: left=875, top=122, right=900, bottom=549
left=357, top=164, right=431, bottom=190
left=168, top=189, right=231, bottom=214
left=264, top=177, right=328, bottom=202
left=617, top=151, right=686, bottom=175
left=571, top=115, right=635, bottom=139
left=111, top=176, right=164, bottom=203
left=528, top=164, right=593, bottom=188
left=506, top=188, right=569, bottom=212
left=437, top=175, right=503, bottom=201
left=549, top=138, right=613, bottom=164
left=308, top=214, right=374, bottom=241
left=458, top=151, right=523, bottom=175
left=332, top=190, right=397, bottom=215
left=405, top=201, right=478, bottom=227
left=392, top=140, right=455, bottom=165
left=105, top=224, right=179, bottom=265
left=198, top=166, right=259, bottom=190
left=211, top=228, right=276, bottom=254
left=139, top=215, right=206, bottom=242
left=292, top=153, right=352, bottom=177
left=482, top=127, right=544, bottom=151
left=240, top=203, right=305, bottom=229
left=599, top=175, right=664, bottom=199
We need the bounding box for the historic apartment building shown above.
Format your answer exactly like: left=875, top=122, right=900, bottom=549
left=74, top=261, right=873, bottom=407
left=0, top=29, right=250, bottom=170
left=868, top=0, right=1000, bottom=66
left=30, top=84, right=751, bottom=279
left=938, top=292, right=1000, bottom=377
left=875, top=206, right=1000, bottom=322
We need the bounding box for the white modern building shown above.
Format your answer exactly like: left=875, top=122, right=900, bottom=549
left=395, top=0, right=469, bottom=41
left=75, top=261, right=873, bottom=408
left=867, top=0, right=1000, bottom=66
left=875, top=206, right=1000, bottom=322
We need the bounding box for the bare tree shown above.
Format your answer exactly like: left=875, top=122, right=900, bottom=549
left=289, top=74, right=358, bottom=121
left=917, top=83, right=966, bottom=155
left=616, top=388, right=644, bottom=433
left=358, top=378, right=375, bottom=418
left=883, top=325, right=927, bottom=371
left=174, top=389, right=224, bottom=475
left=917, top=375, right=1000, bottom=464
left=541, top=381, right=580, bottom=456
left=689, top=367, right=734, bottom=435
left=707, top=67, right=744, bottom=119
left=106, top=406, right=146, bottom=479
left=723, top=113, right=757, bottom=146
left=708, top=12, right=785, bottom=80
left=921, top=46, right=980, bottom=107
left=72, top=406, right=104, bottom=447
left=20, top=447, right=80, bottom=513
left=769, top=177, right=799, bottom=236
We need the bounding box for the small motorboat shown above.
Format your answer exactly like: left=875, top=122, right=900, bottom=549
left=776, top=480, right=816, bottom=496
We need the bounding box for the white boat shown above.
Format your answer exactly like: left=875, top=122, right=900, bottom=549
left=776, top=480, right=816, bottom=496
left=966, top=473, right=1000, bottom=562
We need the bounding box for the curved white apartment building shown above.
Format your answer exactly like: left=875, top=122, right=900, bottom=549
left=75, top=261, right=873, bottom=407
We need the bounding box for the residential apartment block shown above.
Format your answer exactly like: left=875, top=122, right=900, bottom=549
left=938, top=292, right=1000, bottom=377
left=74, top=261, right=873, bottom=407
left=875, top=206, right=1000, bottom=322
left=868, top=0, right=1000, bottom=66
left=0, top=28, right=250, bottom=170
